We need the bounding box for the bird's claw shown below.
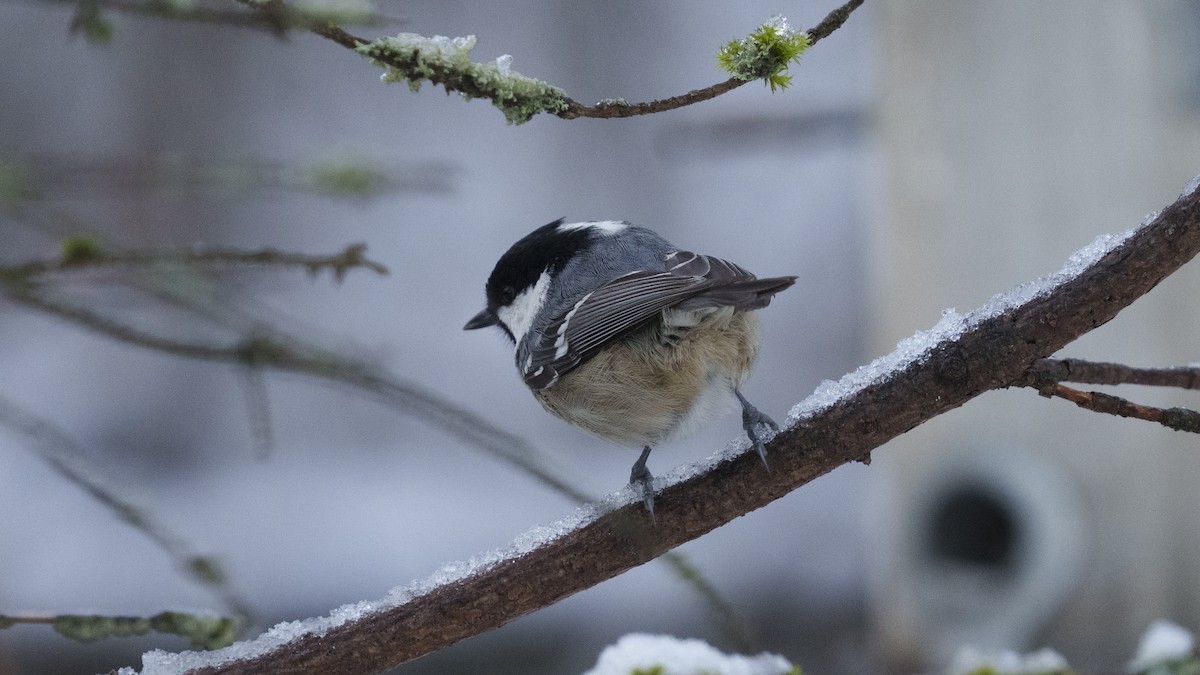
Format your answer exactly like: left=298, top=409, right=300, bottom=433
left=630, top=446, right=656, bottom=518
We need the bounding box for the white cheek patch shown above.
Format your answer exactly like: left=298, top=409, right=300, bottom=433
left=557, top=220, right=628, bottom=235
left=496, top=271, right=551, bottom=342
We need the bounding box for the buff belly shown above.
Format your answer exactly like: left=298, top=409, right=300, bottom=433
left=533, top=310, right=760, bottom=448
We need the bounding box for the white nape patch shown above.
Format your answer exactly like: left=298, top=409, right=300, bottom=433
left=496, top=271, right=550, bottom=342
left=558, top=220, right=628, bottom=235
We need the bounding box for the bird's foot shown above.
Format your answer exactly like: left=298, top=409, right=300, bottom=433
left=736, top=389, right=778, bottom=469
left=629, top=445, right=656, bottom=517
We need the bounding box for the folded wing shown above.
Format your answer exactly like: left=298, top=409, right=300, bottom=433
left=522, top=250, right=795, bottom=390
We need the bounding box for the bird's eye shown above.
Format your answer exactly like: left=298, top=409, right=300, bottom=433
left=500, top=285, right=516, bottom=304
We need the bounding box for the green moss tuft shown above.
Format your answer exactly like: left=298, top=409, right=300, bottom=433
left=308, top=161, right=388, bottom=198
left=61, top=235, right=104, bottom=265
left=49, top=612, right=238, bottom=650
left=72, top=1, right=115, bottom=44
left=717, top=15, right=810, bottom=92
left=356, top=33, right=569, bottom=124
left=0, top=161, right=34, bottom=207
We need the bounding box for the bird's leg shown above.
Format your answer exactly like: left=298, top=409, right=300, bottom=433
left=736, top=389, right=778, bottom=469
left=629, top=445, right=656, bottom=517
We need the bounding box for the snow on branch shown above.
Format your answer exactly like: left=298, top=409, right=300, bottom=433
left=120, top=175, right=1200, bottom=674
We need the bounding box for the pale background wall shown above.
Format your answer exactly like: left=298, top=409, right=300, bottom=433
left=870, top=3, right=1200, bottom=673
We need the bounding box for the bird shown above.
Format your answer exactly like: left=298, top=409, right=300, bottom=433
left=464, top=218, right=796, bottom=515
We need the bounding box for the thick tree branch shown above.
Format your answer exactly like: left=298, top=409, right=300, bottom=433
left=150, top=178, right=1200, bottom=675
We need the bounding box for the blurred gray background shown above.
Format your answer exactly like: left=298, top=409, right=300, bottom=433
left=0, top=2, right=1198, bottom=674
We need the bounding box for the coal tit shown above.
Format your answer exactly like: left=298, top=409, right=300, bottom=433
left=465, top=219, right=796, bottom=514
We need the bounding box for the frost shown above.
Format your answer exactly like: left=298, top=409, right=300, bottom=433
left=946, top=646, right=1070, bottom=675
left=126, top=504, right=604, bottom=674
left=1127, top=620, right=1195, bottom=673
left=1182, top=173, right=1200, bottom=198
left=786, top=308, right=967, bottom=424
left=582, top=633, right=797, bottom=675
left=495, top=54, right=513, bottom=76
left=781, top=226, right=1135, bottom=425
left=376, top=509, right=601, bottom=605
left=135, top=608, right=369, bottom=674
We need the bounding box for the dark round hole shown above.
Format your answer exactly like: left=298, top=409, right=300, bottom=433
left=927, top=485, right=1019, bottom=571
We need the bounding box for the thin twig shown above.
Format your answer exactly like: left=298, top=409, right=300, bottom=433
left=298, top=0, right=864, bottom=121
left=1029, top=358, right=1200, bottom=390
left=563, top=0, right=864, bottom=119
left=65, top=0, right=400, bottom=35
left=1040, top=383, right=1200, bottom=433
left=806, top=0, right=865, bottom=44
left=0, top=614, right=54, bottom=625
left=0, top=244, right=389, bottom=281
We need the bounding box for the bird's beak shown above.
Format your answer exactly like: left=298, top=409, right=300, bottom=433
left=464, top=308, right=499, bottom=330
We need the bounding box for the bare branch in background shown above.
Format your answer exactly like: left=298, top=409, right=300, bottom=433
left=60, top=0, right=402, bottom=41
left=0, top=394, right=253, bottom=627
left=1, top=242, right=389, bottom=281
left=1018, top=358, right=1200, bottom=431
left=1037, top=383, right=1200, bottom=433
left=1028, top=358, right=1200, bottom=390
left=0, top=153, right=456, bottom=201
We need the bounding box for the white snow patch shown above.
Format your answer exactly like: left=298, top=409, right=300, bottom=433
left=947, top=646, right=1070, bottom=675
left=1182, top=173, right=1200, bottom=198
left=785, top=307, right=968, bottom=425
left=494, top=53, right=513, bottom=76
left=1127, top=620, right=1195, bottom=672
left=582, top=633, right=795, bottom=675
left=127, top=504, right=605, bottom=674
left=137, top=606, right=371, bottom=674
left=764, top=14, right=797, bottom=38
left=384, top=32, right=476, bottom=57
